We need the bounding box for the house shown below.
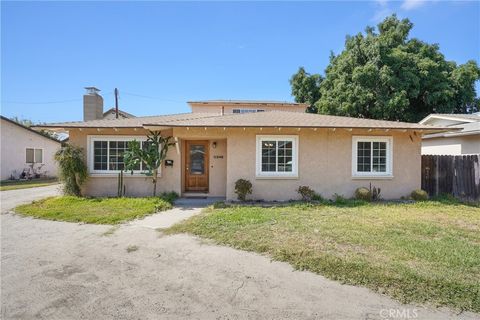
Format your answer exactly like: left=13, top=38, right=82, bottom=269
left=419, top=113, right=480, bottom=155
left=0, top=116, right=61, bottom=180
left=102, top=108, right=135, bottom=120
left=35, top=90, right=447, bottom=201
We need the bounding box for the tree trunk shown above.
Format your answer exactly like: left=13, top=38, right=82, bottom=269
left=153, top=169, right=158, bottom=196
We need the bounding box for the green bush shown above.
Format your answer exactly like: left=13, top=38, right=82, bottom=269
left=212, top=201, right=229, bottom=209
left=411, top=189, right=428, bottom=201
left=311, top=193, right=324, bottom=202
left=234, top=179, right=252, bottom=201
left=159, top=191, right=179, bottom=204
left=333, top=193, right=348, bottom=205
left=54, top=144, right=88, bottom=196
left=355, top=187, right=372, bottom=201
left=297, top=186, right=316, bottom=201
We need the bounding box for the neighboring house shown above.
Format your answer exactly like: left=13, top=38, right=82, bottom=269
left=0, top=116, right=61, bottom=180
left=419, top=113, right=480, bottom=155
left=102, top=107, right=136, bottom=120
left=35, top=90, right=447, bottom=201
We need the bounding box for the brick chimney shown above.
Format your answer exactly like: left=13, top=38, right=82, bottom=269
left=83, top=87, right=103, bottom=121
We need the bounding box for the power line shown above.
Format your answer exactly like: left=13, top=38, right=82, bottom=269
left=122, top=91, right=185, bottom=103
left=2, top=91, right=114, bottom=105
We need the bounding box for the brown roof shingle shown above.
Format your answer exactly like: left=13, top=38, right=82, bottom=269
left=34, top=111, right=449, bottom=131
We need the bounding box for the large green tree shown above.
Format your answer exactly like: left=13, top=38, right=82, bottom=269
left=291, top=15, right=480, bottom=122
left=290, top=67, right=323, bottom=113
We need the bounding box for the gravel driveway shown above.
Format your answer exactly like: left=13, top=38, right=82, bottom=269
left=1, top=190, right=477, bottom=319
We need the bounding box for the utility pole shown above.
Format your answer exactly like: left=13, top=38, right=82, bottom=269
left=114, top=88, right=119, bottom=119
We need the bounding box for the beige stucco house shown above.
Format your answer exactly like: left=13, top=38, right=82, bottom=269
left=35, top=89, right=447, bottom=201
left=1, top=116, right=61, bottom=180
left=419, top=113, right=480, bottom=155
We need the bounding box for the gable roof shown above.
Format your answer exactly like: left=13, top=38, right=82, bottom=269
left=419, top=113, right=480, bottom=124
left=103, top=108, right=136, bottom=119
left=0, top=115, right=62, bottom=143
left=34, top=111, right=449, bottom=132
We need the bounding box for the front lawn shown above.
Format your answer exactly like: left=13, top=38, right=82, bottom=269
left=15, top=196, right=173, bottom=224
left=167, top=200, right=480, bottom=312
left=0, top=178, right=59, bottom=191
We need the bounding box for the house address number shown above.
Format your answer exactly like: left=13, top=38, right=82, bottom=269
left=213, top=155, right=224, bottom=159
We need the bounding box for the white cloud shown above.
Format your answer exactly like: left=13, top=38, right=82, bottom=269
left=371, top=0, right=392, bottom=22
left=401, top=0, right=427, bottom=10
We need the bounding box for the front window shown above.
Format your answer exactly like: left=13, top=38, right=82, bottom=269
left=256, top=135, right=298, bottom=178
left=89, top=136, right=150, bottom=174
left=352, top=136, right=392, bottom=177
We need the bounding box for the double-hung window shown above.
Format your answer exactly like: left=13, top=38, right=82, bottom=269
left=88, top=136, right=152, bottom=174
left=26, top=148, right=43, bottom=164
left=256, top=135, right=298, bottom=178
left=352, top=136, right=393, bottom=177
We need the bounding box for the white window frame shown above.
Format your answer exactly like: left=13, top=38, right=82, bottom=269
left=255, top=135, right=299, bottom=178
left=232, top=109, right=265, bottom=114
left=25, top=147, right=44, bottom=164
left=87, top=135, right=161, bottom=176
left=352, top=136, right=393, bottom=178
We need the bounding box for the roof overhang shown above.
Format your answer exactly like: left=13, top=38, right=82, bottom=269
left=419, top=114, right=478, bottom=125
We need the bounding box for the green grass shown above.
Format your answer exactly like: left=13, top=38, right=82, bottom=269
left=166, top=200, right=480, bottom=312
left=0, top=178, right=59, bottom=191
left=15, top=196, right=173, bottom=224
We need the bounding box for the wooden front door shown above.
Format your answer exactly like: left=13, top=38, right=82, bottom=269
left=185, top=140, right=209, bottom=192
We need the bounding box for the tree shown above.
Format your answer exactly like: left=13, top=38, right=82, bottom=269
left=10, top=116, right=64, bottom=141
left=123, top=131, right=175, bottom=196
left=290, top=15, right=480, bottom=122
left=290, top=67, right=323, bottom=113
left=54, top=144, right=88, bottom=196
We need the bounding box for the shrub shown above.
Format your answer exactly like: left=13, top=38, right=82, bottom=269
left=212, top=201, right=229, bottom=209
left=234, top=179, right=252, bottom=201
left=333, top=193, right=348, bottom=205
left=54, top=144, right=88, bottom=196
left=297, top=186, right=316, bottom=201
left=311, top=193, right=324, bottom=202
left=411, top=189, right=428, bottom=201
left=159, top=191, right=179, bottom=204
left=355, top=187, right=372, bottom=201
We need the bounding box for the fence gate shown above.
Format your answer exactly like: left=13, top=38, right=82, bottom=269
left=421, top=154, right=480, bottom=201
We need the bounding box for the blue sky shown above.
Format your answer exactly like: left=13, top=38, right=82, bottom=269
left=1, top=1, right=479, bottom=123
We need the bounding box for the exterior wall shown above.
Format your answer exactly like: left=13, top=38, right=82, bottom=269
left=224, top=128, right=421, bottom=201
left=0, top=118, right=61, bottom=180
left=190, top=104, right=306, bottom=114
left=69, top=126, right=421, bottom=200
left=421, top=135, right=480, bottom=155
left=69, top=128, right=182, bottom=197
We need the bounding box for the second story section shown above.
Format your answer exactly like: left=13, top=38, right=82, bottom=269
left=188, top=100, right=308, bottom=114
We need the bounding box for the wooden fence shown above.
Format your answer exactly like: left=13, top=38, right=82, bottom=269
left=421, top=154, right=480, bottom=201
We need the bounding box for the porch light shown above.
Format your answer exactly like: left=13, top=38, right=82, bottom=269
left=212, top=141, right=217, bottom=149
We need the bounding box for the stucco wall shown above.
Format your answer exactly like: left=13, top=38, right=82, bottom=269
left=69, top=127, right=421, bottom=200
left=224, top=128, right=421, bottom=201
left=0, top=118, right=60, bottom=180
left=421, top=135, right=480, bottom=155
left=69, top=128, right=182, bottom=197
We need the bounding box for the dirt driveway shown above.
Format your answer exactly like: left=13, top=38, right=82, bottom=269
left=1, top=195, right=477, bottom=319
left=1, top=184, right=61, bottom=212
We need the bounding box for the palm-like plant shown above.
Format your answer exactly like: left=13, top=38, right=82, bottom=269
left=123, top=131, right=175, bottom=196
